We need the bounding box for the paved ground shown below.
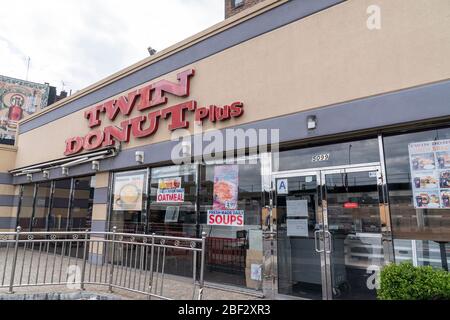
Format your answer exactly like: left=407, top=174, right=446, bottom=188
left=0, top=246, right=260, bottom=300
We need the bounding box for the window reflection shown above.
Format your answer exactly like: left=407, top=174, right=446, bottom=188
left=276, top=138, right=380, bottom=172
left=32, top=182, right=51, bottom=231
left=17, top=177, right=94, bottom=233
left=70, top=177, right=94, bottom=232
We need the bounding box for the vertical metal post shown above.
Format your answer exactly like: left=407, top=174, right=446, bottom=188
left=439, top=242, right=448, bottom=272
left=198, top=232, right=207, bottom=300
left=108, top=227, right=117, bottom=292
left=45, top=181, right=55, bottom=232
left=66, top=178, right=76, bottom=232
left=378, top=134, right=395, bottom=264
left=147, top=233, right=155, bottom=300
left=29, top=184, right=38, bottom=232
left=80, top=229, right=89, bottom=291
left=15, top=186, right=23, bottom=231
left=8, top=226, right=21, bottom=294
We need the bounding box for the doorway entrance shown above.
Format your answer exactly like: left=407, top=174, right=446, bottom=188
left=274, top=163, right=388, bottom=300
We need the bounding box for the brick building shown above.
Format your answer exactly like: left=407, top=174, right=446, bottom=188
left=225, top=0, right=266, bottom=18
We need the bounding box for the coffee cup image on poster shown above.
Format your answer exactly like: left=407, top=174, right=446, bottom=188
left=440, top=190, right=450, bottom=208
left=409, top=139, right=450, bottom=209
left=413, top=191, right=440, bottom=209
left=113, top=173, right=145, bottom=211
left=436, top=152, right=450, bottom=169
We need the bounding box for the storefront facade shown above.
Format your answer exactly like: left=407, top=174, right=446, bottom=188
left=0, top=0, right=449, bottom=300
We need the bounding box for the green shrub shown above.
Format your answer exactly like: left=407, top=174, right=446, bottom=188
left=378, top=262, right=450, bottom=300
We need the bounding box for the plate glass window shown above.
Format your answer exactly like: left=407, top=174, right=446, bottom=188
left=199, top=157, right=264, bottom=289
left=384, top=127, right=450, bottom=271
left=110, top=170, right=148, bottom=234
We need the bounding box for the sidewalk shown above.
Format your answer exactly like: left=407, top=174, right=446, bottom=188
left=0, top=247, right=260, bottom=300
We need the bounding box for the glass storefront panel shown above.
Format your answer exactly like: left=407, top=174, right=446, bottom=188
left=17, top=176, right=94, bottom=233
left=199, top=158, right=263, bottom=289
left=149, top=164, right=198, bottom=278
left=394, top=239, right=450, bottom=269
left=32, top=182, right=51, bottom=231
left=17, top=184, right=35, bottom=230
left=276, top=138, right=380, bottom=172
left=149, top=164, right=198, bottom=237
left=110, top=170, right=148, bottom=234
left=70, top=177, right=94, bottom=231
left=49, top=179, right=71, bottom=232
left=384, top=127, right=450, bottom=270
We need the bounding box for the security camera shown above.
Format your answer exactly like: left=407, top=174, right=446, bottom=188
left=135, top=151, right=145, bottom=164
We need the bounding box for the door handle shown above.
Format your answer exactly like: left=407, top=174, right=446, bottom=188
left=325, top=231, right=333, bottom=254
left=314, top=230, right=324, bottom=253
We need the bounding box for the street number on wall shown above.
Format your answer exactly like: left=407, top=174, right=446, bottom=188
left=312, top=154, right=330, bottom=162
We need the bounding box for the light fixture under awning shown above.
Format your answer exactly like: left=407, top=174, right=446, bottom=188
left=9, top=147, right=118, bottom=177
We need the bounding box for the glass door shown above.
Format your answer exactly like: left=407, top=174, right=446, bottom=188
left=273, top=164, right=388, bottom=300
left=321, top=166, right=385, bottom=300
left=274, top=172, right=326, bottom=300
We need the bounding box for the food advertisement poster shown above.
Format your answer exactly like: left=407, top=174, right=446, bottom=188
left=207, top=210, right=245, bottom=227
left=409, top=139, right=450, bottom=209
left=208, top=165, right=244, bottom=227
left=213, top=165, right=239, bottom=210
left=157, top=177, right=185, bottom=203
left=0, top=75, right=50, bottom=146
left=113, top=173, right=145, bottom=211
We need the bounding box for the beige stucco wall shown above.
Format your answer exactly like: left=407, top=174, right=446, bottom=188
left=14, top=0, right=450, bottom=168
left=0, top=147, right=17, bottom=172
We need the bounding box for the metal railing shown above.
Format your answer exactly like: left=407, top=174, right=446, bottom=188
left=0, top=227, right=207, bottom=300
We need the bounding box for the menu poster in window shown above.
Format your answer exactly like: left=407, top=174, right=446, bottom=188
left=287, top=200, right=309, bottom=218
left=287, top=219, right=309, bottom=237
left=409, top=139, right=450, bottom=209
left=213, top=165, right=239, bottom=210
left=157, top=177, right=185, bottom=203
left=251, top=264, right=262, bottom=281
left=113, top=173, right=145, bottom=211
left=164, top=206, right=180, bottom=223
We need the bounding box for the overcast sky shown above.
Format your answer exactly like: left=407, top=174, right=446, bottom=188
left=0, top=0, right=223, bottom=93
